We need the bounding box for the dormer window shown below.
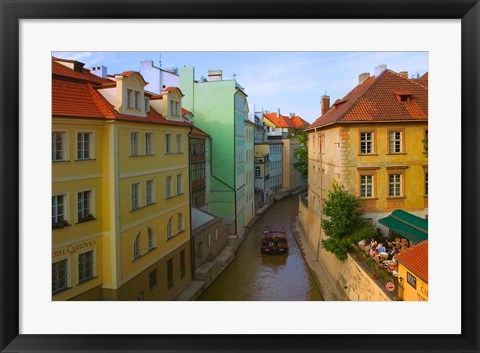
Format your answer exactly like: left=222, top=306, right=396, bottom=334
left=127, top=89, right=133, bottom=108
left=134, top=91, right=140, bottom=109
left=144, top=97, right=149, bottom=112
left=394, top=91, right=413, bottom=102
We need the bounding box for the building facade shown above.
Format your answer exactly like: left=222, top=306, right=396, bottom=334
left=52, top=57, right=192, bottom=301
left=244, top=120, right=255, bottom=223
left=304, top=66, right=428, bottom=281
left=180, top=67, right=250, bottom=235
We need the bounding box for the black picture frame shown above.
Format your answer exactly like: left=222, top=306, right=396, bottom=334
left=1, top=1, right=479, bottom=352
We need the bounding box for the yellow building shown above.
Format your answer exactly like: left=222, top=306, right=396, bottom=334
left=304, top=66, right=428, bottom=280
left=395, top=241, right=428, bottom=301
left=52, top=57, right=192, bottom=300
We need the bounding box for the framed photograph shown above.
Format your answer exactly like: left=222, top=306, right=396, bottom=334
left=1, top=0, right=479, bottom=352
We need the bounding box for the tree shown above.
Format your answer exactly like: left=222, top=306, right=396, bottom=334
left=321, top=182, right=375, bottom=260
left=293, top=132, right=308, bottom=179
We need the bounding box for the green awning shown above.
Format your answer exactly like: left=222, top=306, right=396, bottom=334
left=379, top=209, right=428, bottom=244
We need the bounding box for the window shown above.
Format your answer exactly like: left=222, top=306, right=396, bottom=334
left=170, top=100, right=175, bottom=116
left=407, top=271, right=417, bottom=289
left=389, top=131, right=402, bottom=153
left=134, top=91, right=140, bottom=109
left=177, top=213, right=183, bottom=233
left=78, top=250, right=94, bottom=282
left=167, top=217, right=173, bottom=239
left=52, top=259, right=68, bottom=294
left=77, top=190, right=92, bottom=221
left=52, top=132, right=65, bottom=161
left=176, top=134, right=182, bottom=153
left=360, top=175, right=373, bottom=198
left=148, top=227, right=155, bottom=251
left=77, top=132, right=91, bottom=160
left=146, top=180, right=154, bottom=205
left=167, top=258, right=173, bottom=289
left=175, top=102, right=180, bottom=116
left=133, top=233, right=140, bottom=259
left=166, top=176, right=172, bottom=198
left=52, top=195, right=65, bottom=225
left=145, top=132, right=153, bottom=155
left=127, top=89, right=133, bottom=108
left=180, top=250, right=186, bottom=279
left=165, top=133, right=172, bottom=153
left=131, top=183, right=139, bottom=210
left=149, top=270, right=157, bottom=288
left=130, top=131, right=139, bottom=156
left=255, top=166, right=261, bottom=178
left=176, top=174, right=183, bottom=195
left=360, top=132, right=374, bottom=154
left=389, top=174, right=402, bottom=196
left=191, top=163, right=205, bottom=182
left=144, top=97, right=149, bottom=112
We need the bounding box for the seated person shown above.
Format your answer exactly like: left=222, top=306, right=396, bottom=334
left=377, top=243, right=386, bottom=253
left=358, top=239, right=366, bottom=248
left=369, top=247, right=377, bottom=258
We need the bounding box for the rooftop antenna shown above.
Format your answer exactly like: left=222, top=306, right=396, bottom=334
left=159, top=53, right=162, bottom=68
left=233, top=73, right=238, bottom=80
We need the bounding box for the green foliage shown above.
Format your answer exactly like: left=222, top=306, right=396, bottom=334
left=422, top=135, right=428, bottom=157
left=293, top=132, right=308, bottom=179
left=321, top=182, right=375, bottom=260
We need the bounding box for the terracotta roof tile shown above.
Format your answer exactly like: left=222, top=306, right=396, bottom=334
left=191, top=127, right=209, bottom=137
left=395, top=240, right=428, bottom=283
left=52, top=60, right=111, bottom=85
left=307, top=70, right=428, bottom=129
left=263, top=112, right=308, bottom=129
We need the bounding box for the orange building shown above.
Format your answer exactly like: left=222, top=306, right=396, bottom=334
left=395, top=241, right=428, bottom=301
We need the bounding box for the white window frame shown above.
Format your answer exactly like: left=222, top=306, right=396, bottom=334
left=389, top=173, right=402, bottom=197
left=134, top=91, right=140, bottom=110
left=52, top=194, right=66, bottom=225
left=144, top=97, right=149, bottom=112
left=146, top=179, right=154, bottom=205
left=52, top=131, right=66, bottom=162
left=52, top=257, right=70, bottom=294
left=78, top=249, right=95, bottom=283
left=360, top=175, right=374, bottom=198
left=133, top=233, right=140, bottom=259
left=147, top=227, right=155, bottom=251
left=130, top=131, right=139, bottom=156
left=177, top=213, right=183, bottom=233
left=360, top=132, right=374, bottom=154
left=166, top=176, right=172, bottom=198
left=77, top=190, right=93, bottom=222
left=127, top=89, right=133, bottom=109
left=389, top=131, right=402, bottom=153
left=176, top=174, right=183, bottom=195
left=167, top=217, right=173, bottom=239
left=131, top=182, right=140, bottom=210
left=165, top=133, right=172, bottom=153
left=176, top=134, right=182, bottom=153
left=77, top=132, right=93, bottom=160
left=170, top=100, right=175, bottom=116
left=145, top=132, right=153, bottom=155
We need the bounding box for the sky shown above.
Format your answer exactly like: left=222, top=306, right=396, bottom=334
left=53, top=51, right=428, bottom=124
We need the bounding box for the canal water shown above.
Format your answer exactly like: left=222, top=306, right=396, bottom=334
left=197, top=194, right=323, bottom=301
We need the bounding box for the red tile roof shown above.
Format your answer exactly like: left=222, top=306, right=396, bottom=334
left=191, top=127, right=209, bottom=137
left=412, top=72, right=428, bottom=88
left=163, top=86, right=185, bottom=96
left=263, top=112, right=308, bottom=129
left=182, top=108, right=193, bottom=116
left=395, top=240, right=428, bottom=283
left=307, top=69, right=428, bottom=130
left=52, top=59, right=190, bottom=127
left=116, top=71, right=148, bottom=84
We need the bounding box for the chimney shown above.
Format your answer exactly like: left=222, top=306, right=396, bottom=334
left=289, top=113, right=295, bottom=119
left=399, top=71, right=408, bottom=79
left=321, top=95, right=330, bottom=116
left=207, top=70, right=222, bottom=81
left=277, top=108, right=281, bottom=116
left=92, top=66, right=107, bottom=79
left=375, top=64, right=387, bottom=77
left=359, top=72, right=370, bottom=85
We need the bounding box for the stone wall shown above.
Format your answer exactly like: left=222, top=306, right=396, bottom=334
left=339, top=254, right=391, bottom=301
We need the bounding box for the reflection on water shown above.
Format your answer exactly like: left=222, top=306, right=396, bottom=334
left=197, top=195, right=323, bottom=301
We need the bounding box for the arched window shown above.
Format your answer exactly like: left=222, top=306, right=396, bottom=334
left=255, top=166, right=261, bottom=178
left=167, top=217, right=173, bottom=239
left=133, top=232, right=140, bottom=259
left=177, top=213, right=184, bottom=233
left=147, top=227, right=155, bottom=251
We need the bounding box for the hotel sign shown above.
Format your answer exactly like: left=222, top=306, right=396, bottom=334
left=406, top=271, right=417, bottom=289
left=52, top=240, right=96, bottom=259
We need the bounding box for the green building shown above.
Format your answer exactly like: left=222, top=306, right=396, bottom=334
left=180, top=68, right=251, bottom=235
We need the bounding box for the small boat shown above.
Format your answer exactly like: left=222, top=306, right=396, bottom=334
left=261, top=224, right=289, bottom=255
